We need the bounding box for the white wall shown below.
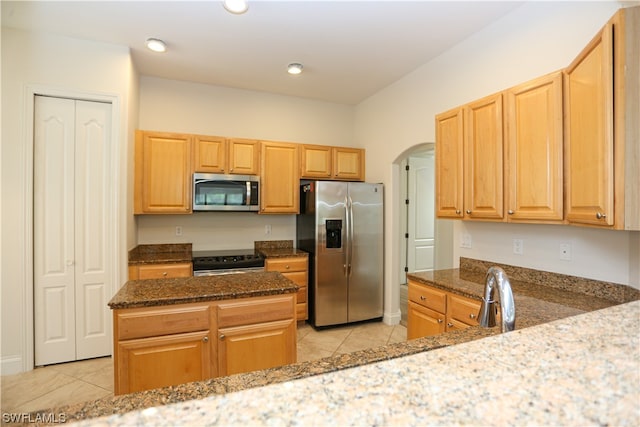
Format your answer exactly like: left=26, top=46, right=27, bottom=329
left=135, top=76, right=355, bottom=249
left=1, top=28, right=137, bottom=374
left=354, top=0, right=640, bottom=324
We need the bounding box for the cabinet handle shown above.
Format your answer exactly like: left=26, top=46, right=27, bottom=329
left=229, top=168, right=233, bottom=172
left=469, top=313, right=476, bottom=319
left=466, top=210, right=472, bottom=214
left=219, top=334, right=225, bottom=341
left=202, top=336, right=209, bottom=343
left=285, top=265, right=290, bottom=269
left=596, top=212, right=607, bottom=220
left=420, top=296, right=426, bottom=301
left=508, top=210, right=514, bottom=215
left=437, top=319, right=443, bottom=324
left=162, top=272, right=167, bottom=276
left=447, top=322, right=453, bottom=328
left=455, top=209, right=461, bottom=215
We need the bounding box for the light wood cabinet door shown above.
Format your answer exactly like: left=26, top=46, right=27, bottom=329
left=260, top=141, right=299, bottom=214
left=447, top=293, right=481, bottom=328
left=116, top=330, right=210, bottom=394
left=128, top=262, right=193, bottom=280
left=228, top=138, right=259, bottom=175
left=193, top=135, right=227, bottom=173
left=265, top=257, right=309, bottom=321
left=464, top=93, right=504, bottom=220
left=435, top=108, right=464, bottom=218
left=217, top=318, right=296, bottom=376
left=564, top=22, right=615, bottom=226
left=300, top=144, right=332, bottom=179
left=134, top=131, right=192, bottom=214
left=333, top=147, right=364, bottom=181
left=407, top=301, right=445, bottom=339
left=506, top=71, right=564, bottom=222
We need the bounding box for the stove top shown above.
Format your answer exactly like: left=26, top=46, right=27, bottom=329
left=192, top=249, right=264, bottom=270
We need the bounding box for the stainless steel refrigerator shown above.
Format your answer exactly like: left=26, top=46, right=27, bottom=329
left=297, top=181, right=383, bottom=328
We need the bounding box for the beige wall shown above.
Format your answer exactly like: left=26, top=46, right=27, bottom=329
left=1, top=28, right=137, bottom=374
left=354, top=0, right=639, bottom=322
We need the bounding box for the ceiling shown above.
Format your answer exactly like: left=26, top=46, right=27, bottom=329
left=2, top=1, right=523, bottom=105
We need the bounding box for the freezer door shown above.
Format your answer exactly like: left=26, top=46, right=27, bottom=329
left=314, top=181, right=349, bottom=326
left=347, top=182, right=383, bottom=322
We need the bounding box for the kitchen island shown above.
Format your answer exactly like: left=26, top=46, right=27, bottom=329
left=35, top=259, right=639, bottom=425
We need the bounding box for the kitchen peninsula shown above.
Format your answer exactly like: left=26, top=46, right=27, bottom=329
left=36, top=257, right=639, bottom=425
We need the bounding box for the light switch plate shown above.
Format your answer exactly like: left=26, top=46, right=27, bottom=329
left=513, top=239, right=523, bottom=255
left=560, top=243, right=572, bottom=261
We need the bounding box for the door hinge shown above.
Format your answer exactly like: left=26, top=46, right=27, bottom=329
left=405, top=199, right=409, bottom=205
left=405, top=165, right=410, bottom=171
left=404, top=266, right=409, bottom=273
left=405, top=233, right=409, bottom=239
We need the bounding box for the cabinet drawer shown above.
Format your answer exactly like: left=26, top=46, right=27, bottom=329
left=281, top=271, right=307, bottom=287
left=448, top=293, right=481, bottom=326
left=408, top=281, right=447, bottom=313
left=116, top=303, right=210, bottom=340
left=132, top=262, right=192, bottom=280
left=217, top=294, right=295, bottom=328
left=265, top=257, right=307, bottom=272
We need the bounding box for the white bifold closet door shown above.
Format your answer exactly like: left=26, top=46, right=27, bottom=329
left=407, top=154, right=435, bottom=274
left=34, top=95, right=112, bottom=366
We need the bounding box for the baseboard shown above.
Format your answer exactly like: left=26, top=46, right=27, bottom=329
left=1, top=355, right=26, bottom=375
left=383, top=310, right=401, bottom=325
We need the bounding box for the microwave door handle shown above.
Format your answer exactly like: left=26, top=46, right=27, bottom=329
left=246, top=181, right=251, bottom=206
left=194, top=179, right=211, bottom=185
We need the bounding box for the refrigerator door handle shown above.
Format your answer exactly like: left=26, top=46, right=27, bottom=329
left=347, top=195, right=354, bottom=278
left=343, top=196, right=349, bottom=277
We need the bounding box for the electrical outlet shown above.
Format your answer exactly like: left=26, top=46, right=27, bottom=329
left=175, top=226, right=182, bottom=236
left=560, top=243, right=572, bottom=261
left=513, top=239, right=523, bottom=255
left=265, top=224, right=272, bottom=235
left=460, top=233, right=472, bottom=249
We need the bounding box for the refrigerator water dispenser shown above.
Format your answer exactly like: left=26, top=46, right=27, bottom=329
left=325, top=219, right=342, bottom=249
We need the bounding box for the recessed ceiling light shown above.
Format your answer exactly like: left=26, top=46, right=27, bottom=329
left=145, top=38, right=166, bottom=53
left=223, top=0, right=249, bottom=14
left=287, top=63, right=304, bottom=75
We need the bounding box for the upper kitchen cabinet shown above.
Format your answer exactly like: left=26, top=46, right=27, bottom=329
left=260, top=141, right=299, bottom=214
left=193, top=136, right=259, bottom=175
left=435, top=93, right=504, bottom=221
left=564, top=7, right=639, bottom=230
left=435, top=108, right=464, bottom=218
left=134, top=130, right=192, bottom=214
left=505, top=71, right=564, bottom=223
left=463, top=93, right=505, bottom=221
left=300, top=144, right=365, bottom=181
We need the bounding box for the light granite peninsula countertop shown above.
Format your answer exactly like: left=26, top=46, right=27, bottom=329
left=72, top=300, right=640, bottom=427
left=36, top=258, right=639, bottom=425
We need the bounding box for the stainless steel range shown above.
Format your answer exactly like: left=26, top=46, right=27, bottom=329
left=192, top=249, right=265, bottom=276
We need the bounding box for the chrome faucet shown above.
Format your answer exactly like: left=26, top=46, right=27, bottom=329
left=477, top=266, right=516, bottom=332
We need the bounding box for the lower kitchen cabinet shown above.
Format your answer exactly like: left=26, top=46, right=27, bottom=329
left=113, top=294, right=296, bottom=395
left=265, top=256, right=308, bottom=321
left=407, top=279, right=481, bottom=340
left=128, top=262, right=192, bottom=280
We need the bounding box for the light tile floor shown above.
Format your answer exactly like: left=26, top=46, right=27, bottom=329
left=1, top=321, right=406, bottom=415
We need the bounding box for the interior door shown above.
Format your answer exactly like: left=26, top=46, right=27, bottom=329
left=407, top=154, right=435, bottom=273
left=34, top=96, right=112, bottom=365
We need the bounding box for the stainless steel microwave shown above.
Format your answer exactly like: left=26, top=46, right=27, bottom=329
left=193, top=173, right=259, bottom=211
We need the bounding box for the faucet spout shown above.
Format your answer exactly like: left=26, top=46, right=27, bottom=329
left=478, top=266, right=516, bottom=332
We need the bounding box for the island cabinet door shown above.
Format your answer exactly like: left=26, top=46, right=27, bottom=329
left=217, top=318, right=296, bottom=376
left=116, top=330, right=211, bottom=395
left=407, top=301, right=445, bottom=340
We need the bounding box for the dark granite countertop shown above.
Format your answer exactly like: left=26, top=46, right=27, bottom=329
left=108, top=272, right=298, bottom=309
left=40, top=257, right=639, bottom=424
left=128, top=243, right=192, bottom=266
left=258, top=248, right=308, bottom=258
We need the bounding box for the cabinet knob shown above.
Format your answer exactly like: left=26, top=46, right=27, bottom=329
left=469, top=313, right=476, bottom=319
left=219, top=334, right=225, bottom=341
left=437, top=319, right=443, bottom=324
left=466, top=210, right=472, bottom=214
left=202, top=336, right=209, bottom=343
left=285, top=265, right=290, bottom=269
left=455, top=210, right=461, bottom=215
left=596, top=212, right=607, bottom=220
left=162, top=272, right=167, bottom=276
left=447, top=322, right=453, bottom=328
left=420, top=295, right=426, bottom=301
left=508, top=210, right=514, bottom=215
